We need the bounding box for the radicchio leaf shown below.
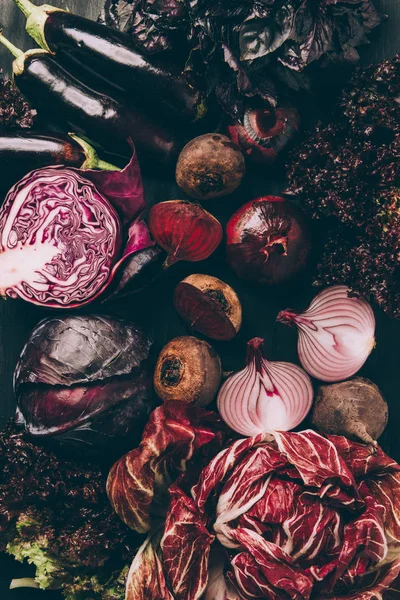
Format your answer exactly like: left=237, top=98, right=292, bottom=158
left=106, top=402, right=228, bottom=533
left=272, top=430, right=357, bottom=489
left=160, top=485, right=213, bottom=600
left=125, top=535, right=174, bottom=600
left=325, top=559, right=400, bottom=600
left=191, top=434, right=267, bottom=514
left=230, top=527, right=314, bottom=600
left=205, top=548, right=245, bottom=600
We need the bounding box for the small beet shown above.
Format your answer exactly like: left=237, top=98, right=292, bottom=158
left=154, top=336, right=221, bottom=406
left=312, top=377, right=388, bottom=444
left=174, top=274, right=242, bottom=341
left=176, top=133, right=245, bottom=200
left=148, top=200, right=223, bottom=267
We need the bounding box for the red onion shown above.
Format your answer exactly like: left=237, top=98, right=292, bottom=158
left=148, top=200, right=223, bottom=267
left=277, top=286, right=376, bottom=382
left=217, top=337, right=313, bottom=436
left=227, top=101, right=300, bottom=164
left=226, top=196, right=311, bottom=285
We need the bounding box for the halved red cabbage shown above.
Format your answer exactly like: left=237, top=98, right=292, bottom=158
left=0, top=148, right=155, bottom=308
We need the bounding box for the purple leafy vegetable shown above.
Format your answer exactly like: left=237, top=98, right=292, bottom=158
left=126, top=430, right=400, bottom=599
left=0, top=147, right=156, bottom=309
left=0, top=75, right=36, bottom=129
left=101, top=0, right=383, bottom=119
left=14, top=314, right=156, bottom=453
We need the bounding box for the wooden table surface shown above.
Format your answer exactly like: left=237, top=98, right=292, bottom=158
left=0, top=0, right=400, bottom=598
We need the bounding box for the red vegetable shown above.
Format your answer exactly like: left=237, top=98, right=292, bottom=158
left=130, top=430, right=400, bottom=600
left=174, top=274, right=242, bottom=341
left=14, top=314, right=155, bottom=453
left=0, top=149, right=155, bottom=308
left=217, top=337, right=313, bottom=436
left=106, top=402, right=228, bottom=533
left=148, top=200, right=223, bottom=267
left=175, top=134, right=245, bottom=200
left=226, top=196, right=311, bottom=285
left=277, top=286, right=376, bottom=382
left=228, top=101, right=300, bottom=164
left=153, top=336, right=222, bottom=407
left=125, top=535, right=174, bottom=600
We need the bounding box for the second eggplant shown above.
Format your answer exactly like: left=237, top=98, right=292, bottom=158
left=0, top=36, right=183, bottom=165
left=0, top=131, right=117, bottom=197
left=14, top=0, right=206, bottom=124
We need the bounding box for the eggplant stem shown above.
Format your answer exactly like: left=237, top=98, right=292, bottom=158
left=0, top=32, right=24, bottom=59
left=13, top=0, right=62, bottom=54
left=10, top=578, right=40, bottom=590
left=13, top=0, right=37, bottom=18
left=69, top=134, right=120, bottom=171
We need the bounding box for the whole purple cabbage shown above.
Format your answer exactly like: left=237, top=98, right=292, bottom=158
left=14, top=314, right=156, bottom=453
left=0, top=149, right=158, bottom=309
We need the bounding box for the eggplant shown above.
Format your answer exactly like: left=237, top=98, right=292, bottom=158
left=0, top=36, right=182, bottom=165
left=14, top=0, right=206, bottom=124
left=0, top=131, right=117, bottom=172
left=0, top=131, right=118, bottom=197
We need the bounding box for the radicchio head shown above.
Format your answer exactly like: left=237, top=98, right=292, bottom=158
left=127, top=429, right=400, bottom=600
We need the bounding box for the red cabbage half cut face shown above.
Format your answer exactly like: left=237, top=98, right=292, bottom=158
left=14, top=314, right=156, bottom=456
left=0, top=148, right=155, bottom=308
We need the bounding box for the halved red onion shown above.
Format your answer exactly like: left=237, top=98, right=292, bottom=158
left=227, top=101, right=300, bottom=164
left=277, top=286, right=376, bottom=382
left=217, top=337, right=313, bottom=437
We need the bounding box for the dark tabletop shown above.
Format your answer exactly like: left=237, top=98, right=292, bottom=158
left=0, top=0, right=400, bottom=598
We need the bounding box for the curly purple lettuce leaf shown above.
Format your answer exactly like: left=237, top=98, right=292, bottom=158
left=0, top=422, right=139, bottom=599
left=286, top=54, right=400, bottom=318
left=0, top=75, right=37, bottom=129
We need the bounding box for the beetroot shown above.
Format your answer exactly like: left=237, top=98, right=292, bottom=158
left=174, top=274, right=242, bottom=341
left=153, top=336, right=221, bottom=406
left=175, top=134, right=245, bottom=200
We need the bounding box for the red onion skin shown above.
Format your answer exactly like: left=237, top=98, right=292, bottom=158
left=277, top=286, right=376, bottom=383
left=148, top=200, right=223, bottom=267
left=226, top=196, right=311, bottom=285
left=217, top=337, right=313, bottom=437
